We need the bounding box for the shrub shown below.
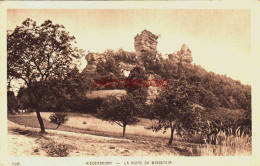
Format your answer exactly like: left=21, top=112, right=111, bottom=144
left=43, top=142, right=70, bottom=157
left=49, top=113, right=69, bottom=129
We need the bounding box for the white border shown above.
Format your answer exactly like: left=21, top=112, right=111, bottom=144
left=1, top=1, right=260, bottom=166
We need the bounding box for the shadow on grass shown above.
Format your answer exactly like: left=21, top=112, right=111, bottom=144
left=12, top=128, right=50, bottom=140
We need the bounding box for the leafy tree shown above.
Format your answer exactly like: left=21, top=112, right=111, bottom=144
left=115, top=49, right=138, bottom=65
left=17, top=87, right=30, bottom=110
left=7, top=91, right=19, bottom=114
left=43, top=68, right=89, bottom=111
left=139, top=51, right=157, bottom=71
left=7, top=18, right=83, bottom=133
left=198, top=88, right=220, bottom=109
left=98, top=94, right=140, bottom=137
left=151, top=78, right=202, bottom=145
left=126, top=66, right=149, bottom=104
left=49, top=113, right=69, bottom=129
left=16, top=69, right=89, bottom=112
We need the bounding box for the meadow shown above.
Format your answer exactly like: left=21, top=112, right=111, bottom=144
left=8, top=112, right=251, bottom=156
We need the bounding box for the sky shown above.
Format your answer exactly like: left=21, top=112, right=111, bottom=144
left=7, top=9, right=251, bottom=85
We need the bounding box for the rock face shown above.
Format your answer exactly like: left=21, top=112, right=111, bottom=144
left=134, top=30, right=161, bottom=104
left=83, top=30, right=194, bottom=104
left=168, top=44, right=192, bottom=64
left=180, top=44, right=192, bottom=63
left=134, top=30, right=159, bottom=56
left=83, top=53, right=97, bottom=73
left=85, top=52, right=97, bottom=66
left=83, top=52, right=106, bottom=74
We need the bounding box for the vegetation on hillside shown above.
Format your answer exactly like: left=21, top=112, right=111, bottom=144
left=8, top=19, right=251, bottom=154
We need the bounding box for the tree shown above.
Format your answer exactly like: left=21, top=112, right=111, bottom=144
left=49, top=113, right=69, bottom=129
left=126, top=66, right=149, bottom=105
left=7, top=18, right=83, bottom=133
left=151, top=78, right=202, bottom=145
left=97, top=94, right=140, bottom=137
left=7, top=91, right=19, bottom=114
left=198, top=88, right=220, bottom=109
left=17, top=87, right=30, bottom=110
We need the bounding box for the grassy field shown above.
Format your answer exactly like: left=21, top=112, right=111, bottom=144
left=9, top=121, right=180, bottom=157
left=8, top=112, right=172, bottom=138
left=8, top=112, right=251, bottom=156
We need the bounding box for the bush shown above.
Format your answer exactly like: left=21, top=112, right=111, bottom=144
left=49, top=113, right=69, bottom=129
left=43, top=142, right=70, bottom=157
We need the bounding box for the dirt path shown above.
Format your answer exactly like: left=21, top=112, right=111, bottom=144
left=8, top=121, right=181, bottom=157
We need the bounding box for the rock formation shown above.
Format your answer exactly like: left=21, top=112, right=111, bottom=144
left=83, top=52, right=106, bottom=74
left=134, top=30, right=159, bottom=56
left=168, top=44, right=192, bottom=64
left=83, top=30, right=194, bottom=104
left=83, top=53, right=97, bottom=73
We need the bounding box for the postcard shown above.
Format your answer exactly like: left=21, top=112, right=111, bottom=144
left=0, top=1, right=259, bottom=166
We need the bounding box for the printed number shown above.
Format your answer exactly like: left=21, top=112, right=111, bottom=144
left=12, top=162, right=20, bottom=166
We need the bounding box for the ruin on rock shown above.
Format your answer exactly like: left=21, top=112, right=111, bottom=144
left=134, top=29, right=159, bottom=57
left=84, top=30, right=191, bottom=104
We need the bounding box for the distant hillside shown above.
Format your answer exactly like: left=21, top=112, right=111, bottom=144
left=81, top=30, right=250, bottom=112
left=184, top=64, right=251, bottom=111
left=82, top=49, right=250, bottom=111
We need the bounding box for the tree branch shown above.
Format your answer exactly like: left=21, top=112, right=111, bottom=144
left=115, top=121, right=123, bottom=127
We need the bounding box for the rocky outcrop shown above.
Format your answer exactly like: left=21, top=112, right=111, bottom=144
left=83, top=52, right=106, bottom=74
left=134, top=30, right=159, bottom=56
left=168, top=44, right=192, bottom=64
left=83, top=52, right=97, bottom=73
left=83, top=31, right=193, bottom=104
left=180, top=44, right=192, bottom=63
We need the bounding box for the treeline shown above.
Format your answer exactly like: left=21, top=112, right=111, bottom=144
left=184, top=64, right=251, bottom=111
left=9, top=48, right=251, bottom=116
left=84, top=48, right=252, bottom=137
left=82, top=49, right=251, bottom=111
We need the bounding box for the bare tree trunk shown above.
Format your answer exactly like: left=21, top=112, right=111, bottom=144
left=168, top=127, right=175, bottom=145
left=36, top=111, right=45, bottom=133
left=56, top=124, right=61, bottom=129
left=122, top=125, right=126, bottom=137
left=168, top=121, right=175, bottom=145
left=28, top=84, right=45, bottom=133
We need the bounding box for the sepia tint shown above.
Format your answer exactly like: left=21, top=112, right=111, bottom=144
left=5, top=8, right=252, bottom=162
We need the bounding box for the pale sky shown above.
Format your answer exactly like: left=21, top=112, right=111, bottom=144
left=7, top=9, right=251, bottom=85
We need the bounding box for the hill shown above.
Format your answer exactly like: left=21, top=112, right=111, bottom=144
left=81, top=30, right=251, bottom=114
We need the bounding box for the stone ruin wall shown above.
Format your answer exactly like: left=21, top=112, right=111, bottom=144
left=134, top=29, right=159, bottom=57
left=84, top=29, right=192, bottom=74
